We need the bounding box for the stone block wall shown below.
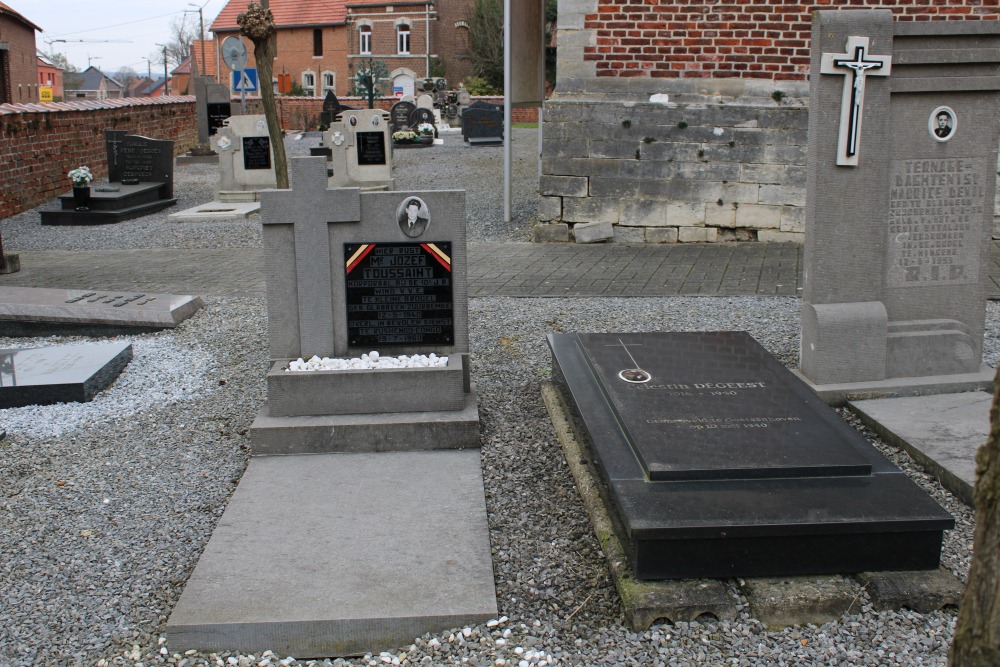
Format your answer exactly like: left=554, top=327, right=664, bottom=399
left=539, top=99, right=807, bottom=243
left=0, top=97, right=197, bottom=218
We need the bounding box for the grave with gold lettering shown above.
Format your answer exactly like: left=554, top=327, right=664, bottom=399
left=798, top=10, right=999, bottom=401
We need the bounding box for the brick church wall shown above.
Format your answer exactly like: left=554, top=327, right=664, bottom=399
left=0, top=97, right=197, bottom=218
left=539, top=2, right=1000, bottom=243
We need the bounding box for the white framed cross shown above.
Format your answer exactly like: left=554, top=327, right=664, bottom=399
left=820, top=36, right=891, bottom=167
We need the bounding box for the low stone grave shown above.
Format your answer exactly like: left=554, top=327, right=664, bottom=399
left=0, top=341, right=132, bottom=408
left=548, top=331, right=954, bottom=580
left=0, top=286, right=204, bottom=336
left=40, top=132, right=177, bottom=225
left=461, top=101, right=503, bottom=146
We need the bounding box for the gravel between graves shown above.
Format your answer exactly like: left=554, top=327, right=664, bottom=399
left=1, top=130, right=998, bottom=666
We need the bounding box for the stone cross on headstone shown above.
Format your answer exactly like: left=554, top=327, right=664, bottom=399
left=261, top=158, right=361, bottom=356
left=820, top=36, right=891, bottom=166
left=106, top=130, right=126, bottom=172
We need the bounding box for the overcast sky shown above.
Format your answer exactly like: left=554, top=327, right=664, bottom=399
left=21, top=0, right=229, bottom=74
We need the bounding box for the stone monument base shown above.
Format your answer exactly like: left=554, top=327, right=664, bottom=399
left=793, top=366, right=995, bottom=407
left=40, top=182, right=176, bottom=225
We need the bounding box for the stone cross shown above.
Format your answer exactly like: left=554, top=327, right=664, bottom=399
left=820, top=36, right=891, bottom=167
left=262, top=158, right=361, bottom=356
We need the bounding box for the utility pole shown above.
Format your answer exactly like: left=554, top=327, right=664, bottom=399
left=186, top=3, right=206, bottom=76
left=156, top=44, right=169, bottom=94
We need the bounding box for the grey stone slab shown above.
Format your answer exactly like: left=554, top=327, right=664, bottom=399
left=573, top=221, right=613, bottom=244
left=0, top=341, right=132, bottom=408
left=165, top=450, right=497, bottom=658
left=169, top=201, right=260, bottom=219
left=0, top=286, right=203, bottom=335
left=741, top=576, right=861, bottom=630
left=250, top=386, right=481, bottom=455
left=854, top=568, right=963, bottom=613
left=793, top=366, right=994, bottom=408
left=848, top=391, right=993, bottom=505
left=266, top=355, right=465, bottom=417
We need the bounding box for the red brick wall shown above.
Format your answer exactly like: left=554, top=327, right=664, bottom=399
left=583, top=1, right=1000, bottom=80
left=0, top=14, right=39, bottom=103
left=0, top=97, right=197, bottom=218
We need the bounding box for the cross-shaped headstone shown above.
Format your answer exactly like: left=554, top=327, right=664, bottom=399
left=262, top=157, right=361, bottom=356
left=821, top=36, right=891, bottom=167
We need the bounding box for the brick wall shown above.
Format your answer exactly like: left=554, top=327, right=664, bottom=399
left=0, top=14, right=39, bottom=104
left=581, top=1, right=1000, bottom=81
left=0, top=97, right=198, bottom=218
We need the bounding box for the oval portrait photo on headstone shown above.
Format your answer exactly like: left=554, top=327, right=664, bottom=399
left=929, top=106, right=956, bottom=142
left=349, top=116, right=358, bottom=127
left=397, top=196, right=430, bottom=238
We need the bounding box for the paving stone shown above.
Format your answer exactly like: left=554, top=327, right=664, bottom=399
left=741, top=576, right=861, bottom=630
left=854, top=568, right=963, bottom=613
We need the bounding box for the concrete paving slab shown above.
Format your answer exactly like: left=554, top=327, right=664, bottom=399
left=169, top=201, right=260, bottom=219
left=793, top=366, right=995, bottom=407
left=849, top=391, right=993, bottom=506
left=854, top=568, right=963, bottom=613
left=165, top=450, right=497, bottom=658
left=741, top=576, right=861, bottom=630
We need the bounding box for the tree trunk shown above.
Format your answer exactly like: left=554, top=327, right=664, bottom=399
left=254, top=33, right=288, bottom=189
left=949, top=367, right=1000, bottom=666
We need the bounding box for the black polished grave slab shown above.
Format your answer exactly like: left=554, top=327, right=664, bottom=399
left=548, top=331, right=954, bottom=580
left=344, top=242, right=454, bottom=347
left=357, top=132, right=388, bottom=166
left=0, top=341, right=132, bottom=408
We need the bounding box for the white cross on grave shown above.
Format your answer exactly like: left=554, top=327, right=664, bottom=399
left=262, top=158, right=361, bottom=355
left=820, top=36, right=891, bottom=167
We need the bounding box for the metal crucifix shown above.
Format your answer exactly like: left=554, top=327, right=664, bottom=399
left=820, top=36, right=891, bottom=167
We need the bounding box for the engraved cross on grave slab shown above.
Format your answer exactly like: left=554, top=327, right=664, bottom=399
left=261, top=157, right=361, bottom=358
left=821, top=36, right=891, bottom=167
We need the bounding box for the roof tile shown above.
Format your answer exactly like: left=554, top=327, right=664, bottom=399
left=211, top=0, right=347, bottom=32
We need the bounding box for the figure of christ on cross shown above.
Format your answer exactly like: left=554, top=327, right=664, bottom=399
left=820, top=36, right=891, bottom=167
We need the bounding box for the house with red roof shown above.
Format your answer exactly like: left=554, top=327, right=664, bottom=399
left=0, top=1, right=42, bottom=103
left=209, top=0, right=474, bottom=98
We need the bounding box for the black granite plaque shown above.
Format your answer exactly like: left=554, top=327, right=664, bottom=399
left=344, top=242, right=453, bottom=346
left=104, top=133, right=175, bottom=198
left=207, top=103, right=232, bottom=136
left=0, top=341, right=133, bottom=408
left=242, top=136, right=272, bottom=170
left=390, top=100, right=417, bottom=131
left=461, top=107, right=504, bottom=143
left=356, top=132, right=387, bottom=166
left=582, top=333, right=871, bottom=481
left=548, top=331, right=954, bottom=579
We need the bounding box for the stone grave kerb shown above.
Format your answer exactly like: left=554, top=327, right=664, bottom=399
left=261, top=157, right=362, bottom=360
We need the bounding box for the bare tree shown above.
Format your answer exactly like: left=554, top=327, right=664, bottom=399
left=114, top=66, right=141, bottom=97
left=468, top=0, right=503, bottom=91
left=949, top=368, right=1000, bottom=666
left=237, top=2, right=289, bottom=189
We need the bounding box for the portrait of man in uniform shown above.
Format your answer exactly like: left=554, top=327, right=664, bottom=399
left=397, top=197, right=430, bottom=237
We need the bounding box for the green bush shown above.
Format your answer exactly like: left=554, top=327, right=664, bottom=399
left=462, top=76, right=501, bottom=96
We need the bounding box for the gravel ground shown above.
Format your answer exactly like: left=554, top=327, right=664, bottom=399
left=1, top=129, right=998, bottom=666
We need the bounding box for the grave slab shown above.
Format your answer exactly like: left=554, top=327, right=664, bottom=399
left=0, top=286, right=203, bottom=336
left=0, top=341, right=132, bottom=408
left=848, top=391, right=993, bottom=505
left=548, top=331, right=954, bottom=580
left=165, top=450, right=497, bottom=658
left=169, top=201, right=260, bottom=220
left=854, top=568, right=963, bottom=613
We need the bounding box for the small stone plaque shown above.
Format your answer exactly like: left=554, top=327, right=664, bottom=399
left=0, top=341, right=133, bottom=408
left=356, top=132, right=387, bottom=166
left=207, top=102, right=232, bottom=136
left=243, top=136, right=272, bottom=170
left=344, top=242, right=454, bottom=346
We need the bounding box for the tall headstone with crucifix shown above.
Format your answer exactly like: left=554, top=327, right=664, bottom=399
left=323, top=108, right=394, bottom=190
left=798, top=10, right=999, bottom=402
left=168, top=161, right=494, bottom=658
left=251, top=156, right=477, bottom=451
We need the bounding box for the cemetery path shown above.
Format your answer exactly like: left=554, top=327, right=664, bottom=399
left=3, top=240, right=1000, bottom=298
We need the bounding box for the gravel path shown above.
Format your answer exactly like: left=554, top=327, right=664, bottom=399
left=0, top=130, right=997, bottom=666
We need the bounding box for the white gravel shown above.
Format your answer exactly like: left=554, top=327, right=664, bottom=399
left=0, top=130, right=998, bottom=666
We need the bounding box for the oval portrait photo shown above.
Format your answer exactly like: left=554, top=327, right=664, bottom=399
left=929, top=106, right=956, bottom=142
left=397, top=196, right=430, bottom=238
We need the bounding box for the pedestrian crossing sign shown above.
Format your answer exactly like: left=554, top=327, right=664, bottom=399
left=232, top=68, right=259, bottom=93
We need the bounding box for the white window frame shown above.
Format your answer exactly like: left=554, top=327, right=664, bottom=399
left=322, top=70, right=336, bottom=94
left=397, top=25, right=410, bottom=55
left=359, top=25, right=372, bottom=55
left=302, top=71, right=316, bottom=96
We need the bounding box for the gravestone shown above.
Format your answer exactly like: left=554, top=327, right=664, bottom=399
left=798, top=11, right=998, bottom=402
left=177, top=77, right=230, bottom=165
left=166, top=157, right=493, bottom=657
left=319, top=90, right=353, bottom=128
left=0, top=286, right=203, bottom=336
left=410, top=107, right=436, bottom=132
left=0, top=341, right=132, bottom=408
left=416, top=93, right=434, bottom=109
left=548, top=331, right=954, bottom=579
left=40, top=132, right=177, bottom=224
left=212, top=115, right=278, bottom=199
left=324, top=109, right=394, bottom=190
left=461, top=101, right=504, bottom=145
left=390, top=100, right=417, bottom=132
